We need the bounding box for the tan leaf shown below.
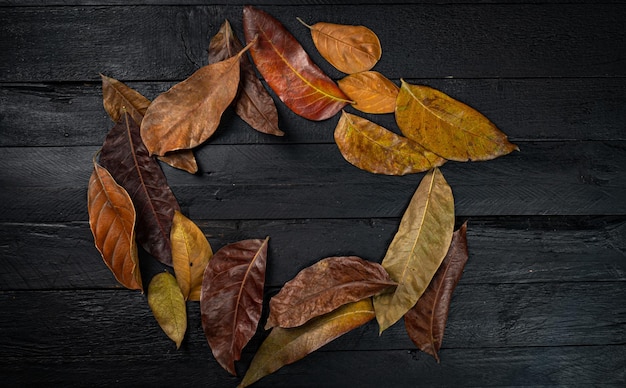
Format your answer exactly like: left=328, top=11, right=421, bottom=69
left=239, top=299, right=375, bottom=388
left=170, top=210, right=212, bottom=301
left=395, top=80, right=519, bottom=161
left=147, top=271, right=187, bottom=349
left=373, top=167, right=455, bottom=333
left=334, top=111, right=445, bottom=175
left=338, top=71, right=398, bottom=114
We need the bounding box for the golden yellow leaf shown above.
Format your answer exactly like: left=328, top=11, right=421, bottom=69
left=338, top=71, right=399, bottom=114
left=147, top=272, right=187, bottom=349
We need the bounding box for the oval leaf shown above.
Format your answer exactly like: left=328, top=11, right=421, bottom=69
left=405, top=222, right=469, bottom=363
left=395, top=80, right=519, bottom=162
left=170, top=210, right=213, bottom=301
left=338, top=71, right=398, bottom=114
left=334, top=111, right=445, bottom=175
left=298, top=18, right=381, bottom=74
left=373, top=167, right=455, bottom=333
left=201, top=237, right=270, bottom=376
left=239, top=299, right=375, bottom=388
left=266, top=256, right=396, bottom=329
left=243, top=5, right=351, bottom=121
left=87, top=157, right=141, bottom=291
left=148, top=272, right=187, bottom=349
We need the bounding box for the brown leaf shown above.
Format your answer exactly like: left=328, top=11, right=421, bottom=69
left=338, top=71, right=399, bottom=114
left=243, top=5, right=351, bottom=121
left=99, top=113, right=180, bottom=266
left=170, top=210, right=212, bottom=301
left=334, top=111, right=445, bottom=175
left=157, top=150, right=198, bottom=174
left=87, top=156, right=141, bottom=291
left=148, top=271, right=187, bottom=349
left=266, top=256, right=396, bottom=329
left=373, top=168, right=455, bottom=333
left=209, top=20, right=284, bottom=137
left=405, top=222, right=469, bottom=363
left=396, top=80, right=519, bottom=162
left=297, top=18, right=381, bottom=74
left=239, top=299, right=375, bottom=388
left=201, top=237, right=269, bottom=375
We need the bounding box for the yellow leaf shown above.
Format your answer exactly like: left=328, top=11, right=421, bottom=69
left=148, top=272, right=187, bottom=349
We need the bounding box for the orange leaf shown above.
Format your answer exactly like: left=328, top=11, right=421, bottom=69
left=338, top=71, right=398, bottom=114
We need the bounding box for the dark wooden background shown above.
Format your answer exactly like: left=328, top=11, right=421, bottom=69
left=1, top=0, right=625, bottom=386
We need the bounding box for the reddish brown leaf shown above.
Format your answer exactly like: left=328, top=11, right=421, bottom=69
left=266, top=256, right=396, bottom=329
left=99, top=113, right=180, bottom=266
left=404, top=222, right=469, bottom=362
left=209, top=20, right=283, bottom=136
left=201, top=237, right=270, bottom=376
left=243, top=5, right=351, bottom=121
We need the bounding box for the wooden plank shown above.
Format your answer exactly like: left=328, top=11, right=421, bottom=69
left=1, top=217, right=624, bottom=290
left=1, top=4, right=625, bottom=81
left=3, top=77, right=626, bottom=147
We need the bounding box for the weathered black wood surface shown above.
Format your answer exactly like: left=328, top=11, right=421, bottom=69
left=1, top=1, right=625, bottom=387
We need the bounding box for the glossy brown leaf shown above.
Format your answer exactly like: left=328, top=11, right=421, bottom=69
left=396, top=80, right=519, bottom=162
left=338, top=71, right=398, bottom=114
left=201, top=237, right=269, bottom=375
left=243, top=5, right=351, bottom=121
left=334, top=111, right=445, bottom=175
left=148, top=271, right=187, bottom=349
left=99, top=113, right=180, bottom=266
left=373, top=168, right=455, bottom=333
left=239, top=298, right=375, bottom=388
left=209, top=20, right=284, bottom=137
left=297, top=18, right=381, bottom=74
left=170, top=210, right=212, bottom=301
left=87, top=156, right=141, bottom=291
left=405, top=222, right=469, bottom=363
left=266, top=256, right=396, bottom=329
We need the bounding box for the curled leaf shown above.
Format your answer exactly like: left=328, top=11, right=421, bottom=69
left=201, top=237, right=269, bottom=376
left=334, top=111, right=445, bottom=175
left=373, top=168, right=455, bottom=333
left=338, top=71, right=399, bottom=114
left=405, top=222, right=469, bottom=363
left=239, top=299, right=375, bottom=388
left=243, top=5, right=351, bottom=121
left=395, top=80, right=519, bottom=161
left=148, top=272, right=187, bottom=349
left=266, top=256, right=396, bottom=329
left=297, top=18, right=381, bottom=74
left=87, top=156, right=141, bottom=291
left=171, top=210, right=212, bottom=301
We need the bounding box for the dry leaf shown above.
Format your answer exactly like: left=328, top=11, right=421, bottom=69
left=405, top=222, right=469, bottom=363
left=87, top=156, right=141, bottom=291
left=147, top=271, right=187, bottom=349
left=243, top=6, right=351, bottom=121
left=334, top=111, right=445, bottom=175
left=373, top=167, right=455, bottom=333
left=298, top=18, right=381, bottom=74
left=266, top=256, right=396, bottom=329
left=338, top=71, right=398, bottom=114
left=239, top=299, right=375, bottom=388
left=396, top=80, right=519, bottom=161
left=201, top=237, right=269, bottom=375
left=170, top=210, right=212, bottom=301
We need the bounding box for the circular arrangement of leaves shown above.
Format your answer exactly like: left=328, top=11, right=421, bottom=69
left=88, top=5, right=518, bottom=386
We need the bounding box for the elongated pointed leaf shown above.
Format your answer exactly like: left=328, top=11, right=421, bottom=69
left=266, top=256, right=396, bottom=329
left=334, top=111, right=445, bottom=175
left=396, top=80, right=519, bottom=161
left=148, top=272, right=187, bottom=349
left=171, top=210, right=212, bottom=301
left=99, top=113, right=180, bottom=266
left=405, top=222, right=469, bottom=363
left=338, top=71, right=398, bottom=114
left=201, top=237, right=269, bottom=376
left=373, top=168, right=455, bottom=333
left=87, top=157, right=141, bottom=291
left=209, top=20, right=283, bottom=137
left=239, top=299, right=375, bottom=388
left=298, top=18, right=381, bottom=74
left=243, top=5, right=351, bottom=121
